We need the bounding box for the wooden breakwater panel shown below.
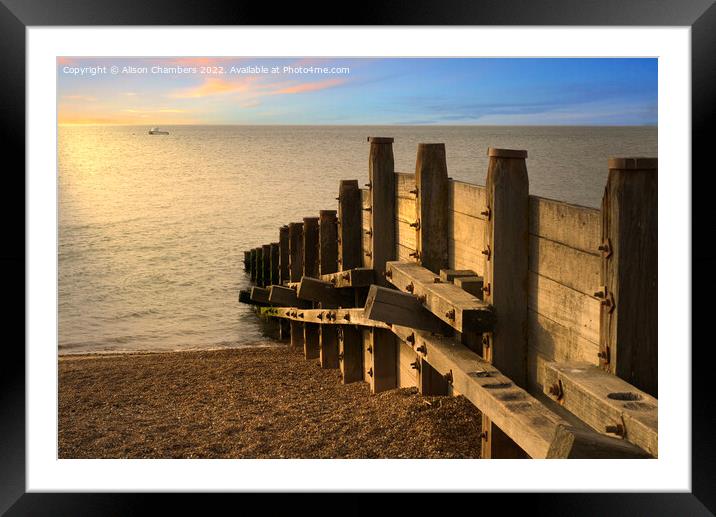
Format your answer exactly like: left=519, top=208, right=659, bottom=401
left=240, top=137, right=658, bottom=459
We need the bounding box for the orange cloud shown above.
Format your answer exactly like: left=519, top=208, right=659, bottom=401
left=272, top=78, right=346, bottom=95
left=171, top=77, right=255, bottom=98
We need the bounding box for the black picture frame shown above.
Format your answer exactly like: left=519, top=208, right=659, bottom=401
left=3, top=1, right=714, bottom=514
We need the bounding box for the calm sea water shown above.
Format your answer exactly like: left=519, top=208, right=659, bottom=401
left=58, top=125, right=656, bottom=354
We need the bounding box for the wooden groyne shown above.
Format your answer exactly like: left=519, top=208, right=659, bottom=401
left=240, top=137, right=658, bottom=459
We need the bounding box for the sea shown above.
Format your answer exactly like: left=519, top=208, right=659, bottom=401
left=58, top=125, right=657, bottom=354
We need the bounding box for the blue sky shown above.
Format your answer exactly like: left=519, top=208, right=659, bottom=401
left=57, top=57, right=657, bottom=125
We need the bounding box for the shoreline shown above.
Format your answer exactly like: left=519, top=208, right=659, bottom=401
left=59, top=344, right=483, bottom=459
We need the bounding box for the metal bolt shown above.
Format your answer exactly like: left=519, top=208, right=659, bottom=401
left=367, top=345, right=373, bottom=353
left=480, top=207, right=491, bottom=219
left=480, top=431, right=488, bottom=441
left=365, top=251, right=372, bottom=257
left=297, top=312, right=304, bottom=318
left=342, top=273, right=350, bottom=280
left=406, top=282, right=414, bottom=293
left=605, top=424, right=625, bottom=437
left=409, top=220, right=420, bottom=229
left=338, top=352, right=344, bottom=361
left=406, top=333, right=415, bottom=344
left=363, top=206, right=372, bottom=212
left=481, top=246, right=491, bottom=260
left=365, top=230, right=373, bottom=236
left=343, top=313, right=351, bottom=321
left=365, top=182, right=372, bottom=188
left=433, top=278, right=441, bottom=283
left=444, top=370, right=453, bottom=385
left=367, top=368, right=373, bottom=378
left=482, top=335, right=490, bottom=348
left=548, top=382, right=563, bottom=400
left=445, top=309, right=456, bottom=320
left=384, top=269, right=393, bottom=278
left=417, top=294, right=426, bottom=304
left=482, top=284, right=491, bottom=296
left=409, top=251, right=420, bottom=259
left=416, top=345, right=427, bottom=354
left=409, top=188, right=419, bottom=196
left=317, top=313, right=324, bottom=320
left=410, top=360, right=420, bottom=371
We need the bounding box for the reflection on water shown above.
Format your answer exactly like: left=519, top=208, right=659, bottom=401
left=59, top=125, right=656, bottom=354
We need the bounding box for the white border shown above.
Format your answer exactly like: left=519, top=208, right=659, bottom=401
left=28, top=27, right=690, bottom=491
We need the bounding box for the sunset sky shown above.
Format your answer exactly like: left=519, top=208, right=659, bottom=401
left=57, top=57, right=657, bottom=126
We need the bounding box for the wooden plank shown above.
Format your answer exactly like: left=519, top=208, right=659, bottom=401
left=542, top=361, right=657, bottom=457
left=528, top=309, right=600, bottom=365
left=529, top=235, right=600, bottom=296
left=364, top=284, right=447, bottom=333
left=415, top=143, right=449, bottom=273
left=250, top=248, right=257, bottom=283
left=261, top=307, right=390, bottom=329
left=255, top=246, right=264, bottom=287
left=395, top=218, right=417, bottom=250
left=397, top=243, right=415, bottom=263
left=362, top=329, right=372, bottom=382
left=391, top=324, right=650, bottom=459
left=339, top=326, right=363, bottom=384
left=397, top=340, right=418, bottom=388
left=320, top=325, right=340, bottom=369
left=321, top=267, right=374, bottom=288
left=304, top=323, right=320, bottom=360
left=449, top=211, right=486, bottom=253
left=440, top=269, right=477, bottom=282
left=396, top=196, right=416, bottom=224
left=601, top=158, right=658, bottom=397
left=369, top=328, right=397, bottom=394
left=238, top=289, right=252, bottom=305
left=368, top=136, right=396, bottom=282
left=361, top=187, right=370, bottom=209
left=279, top=226, right=290, bottom=283
left=396, top=172, right=416, bottom=199
left=297, top=276, right=353, bottom=308
left=449, top=179, right=487, bottom=220
left=268, top=285, right=311, bottom=308
left=270, top=242, right=280, bottom=286
left=250, top=287, right=272, bottom=305
left=288, top=223, right=303, bottom=283
left=454, top=276, right=484, bottom=298
left=448, top=238, right=485, bottom=277
left=303, top=217, right=320, bottom=278
left=338, top=180, right=362, bottom=271
left=528, top=272, right=600, bottom=346
left=385, top=261, right=494, bottom=333
left=481, top=147, right=530, bottom=459
left=529, top=196, right=601, bottom=253
left=319, top=210, right=338, bottom=275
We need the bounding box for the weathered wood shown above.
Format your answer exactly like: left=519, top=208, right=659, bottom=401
left=250, top=287, right=272, bottom=305
left=338, top=180, right=362, bottom=271
left=339, top=326, right=363, bottom=384
left=250, top=248, right=257, bottom=283
left=303, top=217, right=320, bottom=279
left=262, top=244, right=271, bottom=289
left=270, top=242, right=280, bottom=286
left=529, top=196, right=601, bottom=254
left=279, top=225, right=290, bottom=283
left=261, top=307, right=390, bottom=329
left=391, top=324, right=650, bottom=459
left=396, top=172, right=416, bottom=199
left=304, top=323, right=320, bottom=360
left=297, top=276, right=353, bottom=308
left=364, top=284, right=446, bottom=333
left=238, top=289, right=252, bottom=305
left=454, top=276, right=484, bottom=298
left=279, top=320, right=291, bottom=341
left=385, top=261, right=494, bottom=333
left=529, top=235, right=600, bottom=296
left=319, top=210, right=338, bottom=275
left=290, top=320, right=304, bottom=349
left=367, top=137, right=396, bottom=283
left=397, top=340, right=418, bottom=388
left=449, top=180, right=488, bottom=219
left=320, top=326, right=340, bottom=369
left=321, top=267, right=374, bottom=288
left=243, top=250, right=251, bottom=272
left=440, top=269, right=477, bottom=282
left=268, top=285, right=311, bottom=308
left=419, top=357, right=449, bottom=396
left=288, top=223, right=304, bottom=283
left=527, top=309, right=600, bottom=366
left=481, top=147, right=530, bottom=459
left=395, top=218, right=417, bottom=250
left=600, top=158, right=658, bottom=397
left=368, top=328, right=397, bottom=394
left=415, top=143, right=449, bottom=273
left=255, top=246, right=264, bottom=287
left=396, top=196, right=416, bottom=224
left=528, top=272, right=601, bottom=346
left=542, top=361, right=657, bottom=457
left=448, top=236, right=486, bottom=277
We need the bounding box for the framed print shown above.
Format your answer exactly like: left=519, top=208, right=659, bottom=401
left=4, top=0, right=715, bottom=513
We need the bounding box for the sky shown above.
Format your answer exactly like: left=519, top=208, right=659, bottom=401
left=57, top=57, right=657, bottom=126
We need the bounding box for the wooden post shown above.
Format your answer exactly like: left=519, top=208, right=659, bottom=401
left=255, top=246, right=264, bottom=287
left=243, top=250, right=251, bottom=272
left=288, top=223, right=304, bottom=283
left=288, top=223, right=304, bottom=349
left=319, top=210, right=338, bottom=275
left=367, top=137, right=395, bottom=284
left=339, top=326, right=363, bottom=384
left=368, top=328, right=397, bottom=394
left=304, top=323, right=320, bottom=360
left=481, top=147, right=530, bottom=459
left=338, top=180, right=362, bottom=271
left=600, top=158, right=657, bottom=397
left=279, top=225, right=290, bottom=285
left=320, top=323, right=339, bottom=369
left=269, top=242, right=280, bottom=286
left=250, top=248, right=257, bottom=283
left=303, top=217, right=320, bottom=279
left=262, top=244, right=271, bottom=288
left=418, top=358, right=449, bottom=396
left=415, top=143, right=449, bottom=273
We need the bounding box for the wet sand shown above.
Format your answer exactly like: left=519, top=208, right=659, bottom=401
left=59, top=344, right=483, bottom=458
